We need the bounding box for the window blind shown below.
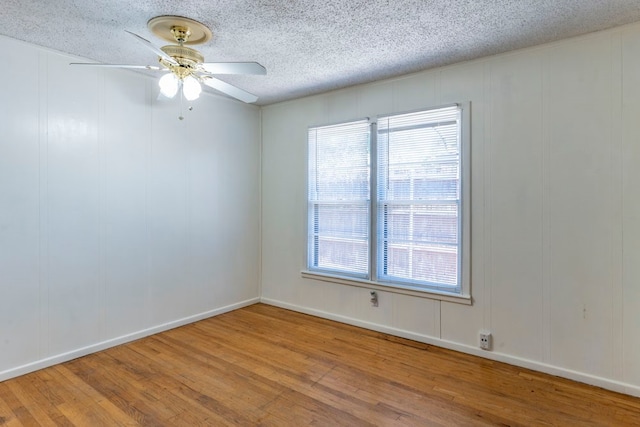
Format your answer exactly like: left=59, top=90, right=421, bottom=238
left=376, top=106, right=461, bottom=291
left=308, top=120, right=371, bottom=277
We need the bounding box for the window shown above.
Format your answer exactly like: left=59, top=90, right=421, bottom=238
left=306, top=104, right=469, bottom=299
left=307, top=120, right=371, bottom=277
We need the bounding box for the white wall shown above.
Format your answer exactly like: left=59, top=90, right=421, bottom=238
left=0, top=36, right=261, bottom=380
left=260, top=22, right=640, bottom=397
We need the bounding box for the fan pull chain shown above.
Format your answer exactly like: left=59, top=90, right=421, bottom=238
left=177, top=89, right=194, bottom=120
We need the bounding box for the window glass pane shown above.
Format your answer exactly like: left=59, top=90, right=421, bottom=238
left=382, top=244, right=457, bottom=286
left=314, top=236, right=369, bottom=275
left=377, top=106, right=461, bottom=291
left=308, top=120, right=370, bottom=276
left=382, top=203, right=458, bottom=244
left=314, top=203, right=369, bottom=238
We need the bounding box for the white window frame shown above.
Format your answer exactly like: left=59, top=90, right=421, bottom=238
left=303, top=103, right=471, bottom=304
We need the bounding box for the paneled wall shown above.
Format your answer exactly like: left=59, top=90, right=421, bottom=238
left=0, top=36, right=261, bottom=380
left=260, top=23, right=640, bottom=396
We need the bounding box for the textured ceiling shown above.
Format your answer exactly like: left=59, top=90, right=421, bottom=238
left=2, top=1, right=640, bottom=105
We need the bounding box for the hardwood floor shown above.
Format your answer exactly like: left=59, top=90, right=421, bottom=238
left=0, top=304, right=639, bottom=426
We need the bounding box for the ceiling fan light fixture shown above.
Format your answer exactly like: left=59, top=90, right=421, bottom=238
left=71, top=16, right=264, bottom=105
left=159, top=72, right=179, bottom=98
left=183, top=76, right=202, bottom=101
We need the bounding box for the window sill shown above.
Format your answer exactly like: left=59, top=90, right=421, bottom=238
left=301, top=270, right=472, bottom=305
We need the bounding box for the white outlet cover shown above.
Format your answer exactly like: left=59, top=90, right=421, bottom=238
left=479, top=330, right=492, bottom=350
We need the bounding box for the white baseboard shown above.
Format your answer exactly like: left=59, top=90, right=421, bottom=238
left=0, top=297, right=260, bottom=382
left=260, top=297, right=640, bottom=398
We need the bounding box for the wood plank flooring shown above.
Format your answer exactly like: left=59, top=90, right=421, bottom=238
left=0, top=303, right=639, bottom=426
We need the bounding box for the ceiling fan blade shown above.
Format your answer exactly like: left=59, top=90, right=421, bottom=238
left=201, top=62, right=266, bottom=75
left=125, top=30, right=178, bottom=65
left=201, top=76, right=258, bottom=103
left=70, top=63, right=162, bottom=71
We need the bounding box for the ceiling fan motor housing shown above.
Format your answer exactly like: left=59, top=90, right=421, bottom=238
left=160, top=45, right=204, bottom=78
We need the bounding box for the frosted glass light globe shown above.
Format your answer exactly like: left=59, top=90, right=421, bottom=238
left=183, top=76, right=202, bottom=101
left=159, top=73, right=179, bottom=98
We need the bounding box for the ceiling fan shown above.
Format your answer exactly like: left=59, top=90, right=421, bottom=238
left=71, top=16, right=266, bottom=104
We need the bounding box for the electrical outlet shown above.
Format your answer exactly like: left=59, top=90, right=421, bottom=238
left=479, top=331, right=492, bottom=350
left=370, top=291, right=378, bottom=307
